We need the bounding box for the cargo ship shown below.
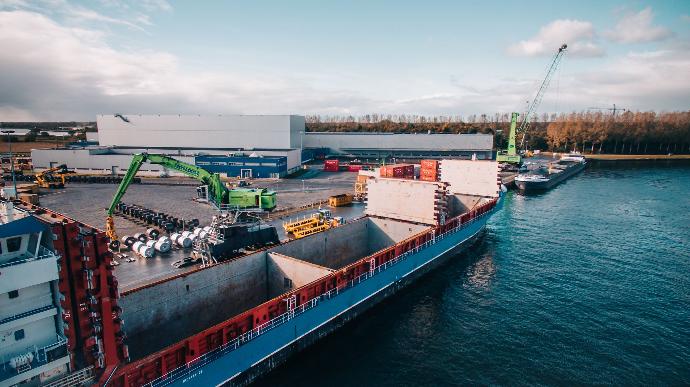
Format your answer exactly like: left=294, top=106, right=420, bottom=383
left=5, top=159, right=502, bottom=387
left=515, top=152, right=586, bottom=192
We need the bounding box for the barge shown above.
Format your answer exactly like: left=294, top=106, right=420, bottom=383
left=7, top=159, right=502, bottom=387
left=515, top=152, right=586, bottom=192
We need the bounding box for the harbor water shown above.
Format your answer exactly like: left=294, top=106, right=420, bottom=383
left=256, top=160, right=690, bottom=386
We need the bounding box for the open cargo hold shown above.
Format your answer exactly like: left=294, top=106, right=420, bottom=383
left=110, top=194, right=499, bottom=386
left=118, top=217, right=429, bottom=360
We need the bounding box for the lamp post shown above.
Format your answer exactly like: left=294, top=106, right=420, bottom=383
left=1, top=130, right=17, bottom=198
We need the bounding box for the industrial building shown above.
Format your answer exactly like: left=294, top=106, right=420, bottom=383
left=0, top=203, right=71, bottom=386
left=31, top=114, right=305, bottom=177
left=303, top=132, right=493, bottom=159
left=97, top=114, right=304, bottom=149
left=30, top=115, right=494, bottom=178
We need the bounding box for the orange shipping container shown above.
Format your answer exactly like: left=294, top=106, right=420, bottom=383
left=420, top=169, right=438, bottom=181
left=420, top=159, right=439, bottom=170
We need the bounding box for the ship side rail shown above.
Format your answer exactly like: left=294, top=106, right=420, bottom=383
left=141, top=197, right=499, bottom=387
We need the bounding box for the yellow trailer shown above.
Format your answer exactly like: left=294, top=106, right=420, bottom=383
left=328, top=194, right=353, bottom=207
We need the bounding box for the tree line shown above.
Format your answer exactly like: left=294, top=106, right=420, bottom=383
left=306, top=111, right=690, bottom=154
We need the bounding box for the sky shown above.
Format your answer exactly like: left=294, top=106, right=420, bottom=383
left=0, top=0, right=689, bottom=121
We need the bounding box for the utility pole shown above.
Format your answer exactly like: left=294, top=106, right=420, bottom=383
left=1, top=130, right=17, bottom=197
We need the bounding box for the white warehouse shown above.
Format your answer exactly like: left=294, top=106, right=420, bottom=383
left=97, top=114, right=304, bottom=149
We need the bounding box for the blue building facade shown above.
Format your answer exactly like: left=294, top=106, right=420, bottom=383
left=195, top=155, right=288, bottom=178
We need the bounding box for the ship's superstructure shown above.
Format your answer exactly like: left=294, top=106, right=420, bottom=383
left=0, top=203, right=70, bottom=386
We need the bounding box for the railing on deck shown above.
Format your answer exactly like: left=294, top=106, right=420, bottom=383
left=0, top=304, right=54, bottom=325
left=0, top=246, right=58, bottom=269
left=143, top=197, right=498, bottom=387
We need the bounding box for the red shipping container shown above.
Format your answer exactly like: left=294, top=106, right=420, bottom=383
left=348, top=165, right=362, bottom=172
left=420, top=174, right=437, bottom=182
left=380, top=164, right=414, bottom=178
left=324, top=159, right=340, bottom=172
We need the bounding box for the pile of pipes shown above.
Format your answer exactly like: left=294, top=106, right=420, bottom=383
left=116, top=202, right=199, bottom=233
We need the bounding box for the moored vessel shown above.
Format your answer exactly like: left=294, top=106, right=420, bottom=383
left=516, top=152, right=586, bottom=191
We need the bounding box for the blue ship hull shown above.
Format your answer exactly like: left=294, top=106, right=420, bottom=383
left=153, top=197, right=502, bottom=387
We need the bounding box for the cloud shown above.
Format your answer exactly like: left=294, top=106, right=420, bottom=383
left=0, top=7, right=688, bottom=121
left=0, top=10, right=375, bottom=120
left=604, top=7, right=672, bottom=43
left=1, top=0, right=166, bottom=32
left=508, top=19, right=604, bottom=57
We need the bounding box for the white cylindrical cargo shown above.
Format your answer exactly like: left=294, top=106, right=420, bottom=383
left=154, top=238, right=172, bottom=253
left=170, top=233, right=191, bottom=248
left=179, top=235, right=192, bottom=248
left=132, top=241, right=154, bottom=258
left=182, top=230, right=197, bottom=242
left=133, top=233, right=147, bottom=242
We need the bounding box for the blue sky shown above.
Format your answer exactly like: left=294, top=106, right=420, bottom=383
left=0, top=0, right=688, bottom=120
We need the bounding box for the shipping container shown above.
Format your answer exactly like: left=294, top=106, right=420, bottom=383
left=420, top=159, right=439, bottom=170
left=420, top=169, right=438, bottom=181
left=380, top=164, right=414, bottom=179
left=348, top=165, right=362, bottom=172
left=323, top=159, right=340, bottom=172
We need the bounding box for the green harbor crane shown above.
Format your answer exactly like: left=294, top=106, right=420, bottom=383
left=105, top=153, right=277, bottom=247
left=497, top=43, right=568, bottom=164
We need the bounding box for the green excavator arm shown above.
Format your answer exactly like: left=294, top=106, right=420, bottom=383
left=105, top=153, right=228, bottom=247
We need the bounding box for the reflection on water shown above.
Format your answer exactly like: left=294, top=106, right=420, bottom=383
left=465, top=252, right=496, bottom=290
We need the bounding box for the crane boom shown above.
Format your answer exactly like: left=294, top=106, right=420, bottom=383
left=519, top=43, right=567, bottom=147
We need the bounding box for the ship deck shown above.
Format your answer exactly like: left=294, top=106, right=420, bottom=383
left=36, top=181, right=365, bottom=291
left=118, top=192, right=484, bottom=360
